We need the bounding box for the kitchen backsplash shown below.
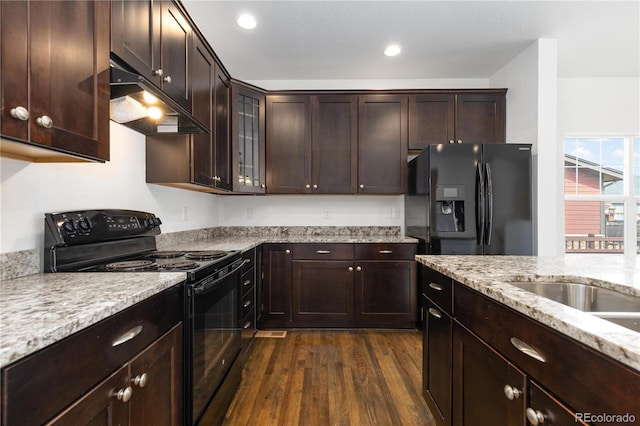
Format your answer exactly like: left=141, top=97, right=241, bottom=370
left=2, top=226, right=402, bottom=279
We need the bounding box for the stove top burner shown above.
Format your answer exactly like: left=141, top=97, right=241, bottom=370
left=147, top=251, right=184, bottom=259
left=105, top=260, right=158, bottom=272
left=158, top=260, right=199, bottom=270
left=184, top=250, right=228, bottom=260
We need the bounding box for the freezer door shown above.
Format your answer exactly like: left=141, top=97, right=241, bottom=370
left=482, top=144, right=533, bottom=255
left=429, top=144, right=483, bottom=254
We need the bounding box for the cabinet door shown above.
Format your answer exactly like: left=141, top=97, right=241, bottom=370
left=408, top=94, right=455, bottom=150
left=452, top=323, right=526, bottom=426
left=311, top=95, right=358, bottom=193
left=355, top=260, right=417, bottom=327
left=46, top=365, right=130, bottom=426
left=129, top=324, right=183, bottom=426
left=111, top=0, right=162, bottom=86
left=292, top=260, right=355, bottom=325
left=266, top=95, right=311, bottom=193
left=455, top=93, right=506, bottom=144
left=357, top=95, right=408, bottom=194
left=214, top=65, right=231, bottom=190
left=190, top=37, right=214, bottom=186
left=232, top=83, right=266, bottom=193
left=1, top=0, right=110, bottom=161
left=260, top=244, right=292, bottom=327
left=528, top=381, right=588, bottom=426
left=423, top=297, right=452, bottom=426
left=160, top=0, right=192, bottom=111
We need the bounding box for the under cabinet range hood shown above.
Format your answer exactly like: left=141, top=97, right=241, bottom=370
left=109, top=61, right=207, bottom=135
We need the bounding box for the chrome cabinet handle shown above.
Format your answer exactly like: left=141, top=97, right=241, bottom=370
left=152, top=68, right=164, bottom=77
left=36, top=115, right=53, bottom=128
left=359, top=184, right=365, bottom=189
left=260, top=184, right=266, bottom=189
left=348, top=266, right=354, bottom=272
left=428, top=308, right=442, bottom=319
left=133, top=373, right=148, bottom=388
left=510, top=337, right=546, bottom=362
left=457, top=139, right=462, bottom=144
left=378, top=250, right=393, bottom=254
left=243, top=300, right=252, bottom=308
left=285, top=249, right=291, bottom=254
left=10, top=106, right=29, bottom=121
left=305, top=184, right=311, bottom=189
left=243, top=279, right=251, bottom=287
left=163, top=76, right=172, bottom=84
left=526, top=408, right=545, bottom=425
left=316, top=250, right=331, bottom=254
left=449, top=140, right=455, bottom=144
left=112, top=325, right=143, bottom=347
left=313, top=184, right=318, bottom=189
left=503, top=384, right=521, bottom=400
left=356, top=266, right=362, bottom=272
left=243, top=321, right=252, bottom=329
left=116, top=386, right=133, bottom=403
left=428, top=282, right=443, bottom=291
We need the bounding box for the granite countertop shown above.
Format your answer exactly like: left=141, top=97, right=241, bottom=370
left=0, top=272, right=185, bottom=368
left=0, top=232, right=416, bottom=369
left=416, top=255, right=640, bottom=372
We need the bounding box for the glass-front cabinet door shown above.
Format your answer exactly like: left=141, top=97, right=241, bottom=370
left=232, top=82, right=266, bottom=193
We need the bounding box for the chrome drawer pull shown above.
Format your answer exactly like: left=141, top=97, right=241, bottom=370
left=379, top=250, right=393, bottom=254
left=316, top=250, right=331, bottom=254
left=112, top=325, right=143, bottom=347
left=428, top=308, right=442, bottom=319
left=503, top=384, right=521, bottom=400
left=510, top=337, right=546, bottom=362
left=243, top=279, right=251, bottom=286
left=243, top=321, right=252, bottom=329
left=243, top=300, right=252, bottom=308
left=526, top=408, right=546, bottom=425
left=429, top=283, right=443, bottom=291
left=116, top=386, right=133, bottom=403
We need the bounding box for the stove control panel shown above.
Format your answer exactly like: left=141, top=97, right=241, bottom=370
left=45, top=209, right=162, bottom=247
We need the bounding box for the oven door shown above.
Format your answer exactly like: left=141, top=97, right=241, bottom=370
left=186, top=258, right=244, bottom=425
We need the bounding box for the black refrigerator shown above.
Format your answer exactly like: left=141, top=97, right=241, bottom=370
left=406, top=143, right=533, bottom=255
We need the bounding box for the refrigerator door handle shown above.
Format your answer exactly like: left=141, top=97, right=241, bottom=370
left=485, top=163, right=494, bottom=245
left=476, top=163, right=485, bottom=245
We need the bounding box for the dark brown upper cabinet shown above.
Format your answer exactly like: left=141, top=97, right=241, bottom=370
left=311, top=95, right=358, bottom=194
left=358, top=94, right=408, bottom=194
left=111, top=0, right=192, bottom=112
left=145, top=35, right=231, bottom=193
left=232, top=81, right=266, bottom=194
left=0, top=0, right=110, bottom=162
left=409, top=91, right=506, bottom=151
left=265, top=95, right=311, bottom=194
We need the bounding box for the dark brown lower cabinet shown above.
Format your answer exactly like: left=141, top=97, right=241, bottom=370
left=452, top=323, right=525, bottom=426
left=48, top=323, right=183, bottom=426
left=528, top=380, right=588, bottom=426
left=423, top=295, right=452, bottom=426
left=260, top=243, right=417, bottom=328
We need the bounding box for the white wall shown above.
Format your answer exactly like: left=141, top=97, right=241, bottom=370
left=490, top=39, right=559, bottom=256
left=218, top=195, right=404, bottom=227
left=0, top=122, right=220, bottom=253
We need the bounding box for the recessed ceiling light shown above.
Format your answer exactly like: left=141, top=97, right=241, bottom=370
left=237, top=14, right=257, bottom=30
left=384, top=44, right=402, bottom=57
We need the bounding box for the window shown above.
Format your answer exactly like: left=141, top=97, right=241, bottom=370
left=564, top=137, right=640, bottom=255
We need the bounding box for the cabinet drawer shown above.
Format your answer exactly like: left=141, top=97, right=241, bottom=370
left=2, top=284, right=182, bottom=426
left=242, top=248, right=255, bottom=274
left=422, top=266, right=453, bottom=314
left=241, top=269, right=254, bottom=298
left=241, top=288, right=255, bottom=319
left=355, top=243, right=416, bottom=260
left=454, top=283, right=640, bottom=419
left=292, top=243, right=354, bottom=260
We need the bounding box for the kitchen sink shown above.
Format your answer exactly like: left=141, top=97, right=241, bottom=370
left=507, top=281, right=640, bottom=333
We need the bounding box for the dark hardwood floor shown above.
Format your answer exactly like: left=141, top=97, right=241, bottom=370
left=223, top=330, right=436, bottom=425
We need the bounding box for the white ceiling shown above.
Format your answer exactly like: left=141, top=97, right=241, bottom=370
left=182, top=1, right=640, bottom=82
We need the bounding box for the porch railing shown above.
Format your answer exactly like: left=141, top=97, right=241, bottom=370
left=565, top=234, right=640, bottom=253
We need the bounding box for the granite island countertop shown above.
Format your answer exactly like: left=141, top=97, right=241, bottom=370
left=416, top=254, right=640, bottom=372
left=0, top=272, right=185, bottom=368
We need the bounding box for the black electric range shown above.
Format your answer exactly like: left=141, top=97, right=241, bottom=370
left=44, top=209, right=241, bottom=282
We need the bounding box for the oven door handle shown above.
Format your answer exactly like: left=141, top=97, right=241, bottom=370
left=193, top=259, right=247, bottom=295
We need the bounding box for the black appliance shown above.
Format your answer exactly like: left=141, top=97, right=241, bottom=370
left=44, top=209, right=245, bottom=425
left=406, top=143, right=533, bottom=255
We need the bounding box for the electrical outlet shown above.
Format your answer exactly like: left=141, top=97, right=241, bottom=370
left=384, top=208, right=392, bottom=219
left=182, top=206, right=188, bottom=221
left=323, top=208, right=331, bottom=219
